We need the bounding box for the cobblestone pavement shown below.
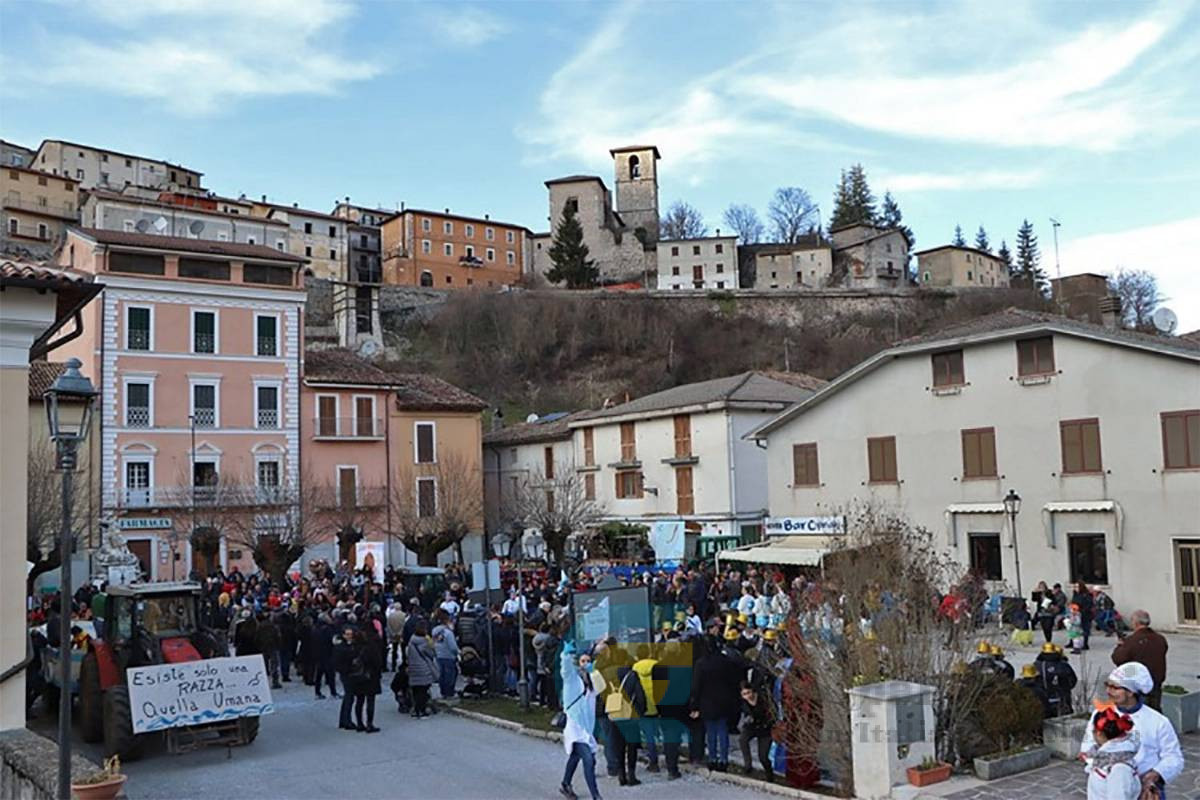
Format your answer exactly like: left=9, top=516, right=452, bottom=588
left=943, top=732, right=1200, bottom=800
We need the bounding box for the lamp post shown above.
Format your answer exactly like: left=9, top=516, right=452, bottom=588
left=43, top=358, right=97, bottom=800
left=1003, top=489, right=1023, bottom=599
left=515, top=528, right=529, bottom=709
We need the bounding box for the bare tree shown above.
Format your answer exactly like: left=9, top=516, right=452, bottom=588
left=510, top=465, right=606, bottom=568
left=659, top=201, right=707, bottom=240
left=388, top=453, right=484, bottom=566
left=1107, top=268, right=1163, bottom=331
left=767, top=187, right=819, bottom=243
left=26, top=437, right=92, bottom=592
left=722, top=203, right=764, bottom=245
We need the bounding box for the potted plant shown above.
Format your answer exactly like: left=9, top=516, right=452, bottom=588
left=1161, top=685, right=1200, bottom=735
left=974, top=743, right=1052, bottom=780
left=71, top=755, right=126, bottom=800
left=972, top=679, right=1050, bottom=780
left=907, top=756, right=952, bottom=787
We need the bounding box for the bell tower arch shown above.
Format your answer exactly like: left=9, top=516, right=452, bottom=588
left=611, top=145, right=660, bottom=244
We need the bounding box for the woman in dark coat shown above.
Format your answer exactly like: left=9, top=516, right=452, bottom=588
left=355, top=624, right=383, bottom=732
left=1071, top=581, right=1095, bottom=653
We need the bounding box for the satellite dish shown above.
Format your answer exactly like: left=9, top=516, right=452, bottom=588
left=134, top=218, right=150, bottom=233
left=188, top=220, right=205, bottom=235
left=152, top=216, right=168, bottom=232
left=357, top=338, right=379, bottom=358
left=1152, top=307, right=1178, bottom=334
left=525, top=413, right=539, bottom=423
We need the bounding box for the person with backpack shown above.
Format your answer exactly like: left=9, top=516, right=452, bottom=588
left=606, top=654, right=648, bottom=786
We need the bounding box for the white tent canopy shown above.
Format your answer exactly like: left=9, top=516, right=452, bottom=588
left=718, top=540, right=827, bottom=568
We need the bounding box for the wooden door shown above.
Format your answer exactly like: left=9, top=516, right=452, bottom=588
left=127, top=539, right=152, bottom=580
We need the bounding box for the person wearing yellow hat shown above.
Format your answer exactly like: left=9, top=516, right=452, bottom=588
left=1016, top=662, right=1053, bottom=718
left=723, top=627, right=740, bottom=642
left=988, top=645, right=1014, bottom=681
left=1034, top=639, right=1077, bottom=716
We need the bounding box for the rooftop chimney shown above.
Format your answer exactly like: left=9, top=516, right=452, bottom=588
left=1098, top=296, right=1122, bottom=330
left=261, top=194, right=267, bottom=203
left=485, top=214, right=490, bottom=220
left=444, top=208, right=450, bottom=214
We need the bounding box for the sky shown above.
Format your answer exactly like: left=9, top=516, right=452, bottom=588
left=2, top=0, right=1198, bottom=329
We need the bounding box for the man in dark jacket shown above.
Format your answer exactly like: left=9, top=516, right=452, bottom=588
left=738, top=680, right=776, bottom=780
left=274, top=608, right=297, bottom=682
left=690, top=633, right=743, bottom=772
left=1034, top=642, right=1077, bottom=716
left=255, top=611, right=283, bottom=689
left=313, top=613, right=338, bottom=699
left=1111, top=609, right=1168, bottom=710
left=333, top=625, right=360, bottom=730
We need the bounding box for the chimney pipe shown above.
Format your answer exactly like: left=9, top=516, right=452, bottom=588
left=1099, top=296, right=1122, bottom=330
left=261, top=194, right=266, bottom=203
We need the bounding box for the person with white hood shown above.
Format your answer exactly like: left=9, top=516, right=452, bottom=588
left=558, top=641, right=606, bottom=800
left=1085, top=707, right=1140, bottom=800
left=1080, top=662, right=1184, bottom=799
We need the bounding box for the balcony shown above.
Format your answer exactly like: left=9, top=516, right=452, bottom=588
left=317, top=486, right=388, bottom=509
left=257, top=408, right=280, bottom=429
left=257, top=336, right=278, bottom=357
left=126, top=407, right=151, bottom=428
left=122, top=487, right=154, bottom=507
left=192, top=408, right=216, bottom=428
left=127, top=329, right=151, bottom=350
left=313, top=417, right=383, bottom=439
left=255, top=486, right=287, bottom=504
left=355, top=267, right=382, bottom=284
left=3, top=194, right=75, bottom=220
left=458, top=255, right=484, bottom=268
left=193, top=332, right=215, bottom=353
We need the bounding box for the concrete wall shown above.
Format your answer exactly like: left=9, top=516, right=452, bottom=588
left=760, top=334, right=1200, bottom=628
left=1, top=729, right=100, bottom=798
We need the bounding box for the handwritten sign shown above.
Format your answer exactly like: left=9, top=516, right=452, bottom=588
left=127, top=655, right=274, bottom=734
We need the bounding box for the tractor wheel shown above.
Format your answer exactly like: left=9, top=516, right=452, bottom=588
left=238, top=715, right=260, bottom=744
left=78, top=653, right=103, bottom=743
left=102, top=685, right=143, bottom=760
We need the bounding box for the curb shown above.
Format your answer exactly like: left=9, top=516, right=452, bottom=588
left=446, top=706, right=826, bottom=799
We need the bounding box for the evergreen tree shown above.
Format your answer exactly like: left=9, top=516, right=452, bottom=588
left=546, top=203, right=598, bottom=289
left=997, top=240, right=1013, bottom=278
left=829, top=164, right=877, bottom=230
left=1014, top=219, right=1049, bottom=294
left=974, top=225, right=991, bottom=253
left=879, top=191, right=914, bottom=249
left=952, top=225, right=966, bottom=247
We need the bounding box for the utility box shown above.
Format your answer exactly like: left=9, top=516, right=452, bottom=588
left=847, top=680, right=935, bottom=799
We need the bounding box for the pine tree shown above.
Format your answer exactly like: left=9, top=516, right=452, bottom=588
left=829, top=164, right=877, bottom=230
left=997, top=240, right=1013, bottom=279
left=879, top=192, right=914, bottom=249
left=974, top=225, right=991, bottom=253
left=546, top=203, right=598, bottom=289
left=1014, top=219, right=1048, bottom=294
left=952, top=225, right=966, bottom=247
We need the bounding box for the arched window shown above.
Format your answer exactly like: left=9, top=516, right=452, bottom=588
left=629, top=155, right=640, bottom=179
left=419, top=270, right=434, bottom=287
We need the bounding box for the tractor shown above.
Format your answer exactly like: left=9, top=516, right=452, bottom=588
left=73, top=581, right=259, bottom=758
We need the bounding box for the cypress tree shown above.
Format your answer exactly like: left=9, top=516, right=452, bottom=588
left=974, top=225, right=991, bottom=253
left=1014, top=219, right=1048, bottom=294
left=546, top=203, right=598, bottom=289
left=952, top=225, right=966, bottom=247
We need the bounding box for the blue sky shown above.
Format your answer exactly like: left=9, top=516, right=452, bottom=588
left=2, top=0, right=1198, bottom=327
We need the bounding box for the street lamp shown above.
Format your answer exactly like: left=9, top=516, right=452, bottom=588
left=1003, top=489, right=1023, bottom=599
left=43, top=357, right=97, bottom=800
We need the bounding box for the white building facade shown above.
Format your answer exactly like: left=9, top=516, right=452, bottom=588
left=656, top=235, right=738, bottom=290
left=750, top=310, right=1200, bottom=630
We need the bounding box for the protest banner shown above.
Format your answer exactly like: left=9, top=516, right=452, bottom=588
left=127, top=654, right=274, bottom=734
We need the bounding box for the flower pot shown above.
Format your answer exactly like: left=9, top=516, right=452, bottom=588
left=973, top=745, right=1050, bottom=780
left=72, top=774, right=127, bottom=800
left=1042, top=713, right=1090, bottom=760
left=907, top=763, right=952, bottom=787
left=1161, top=690, right=1200, bottom=735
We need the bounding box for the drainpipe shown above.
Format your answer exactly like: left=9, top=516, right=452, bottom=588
left=726, top=412, right=737, bottom=540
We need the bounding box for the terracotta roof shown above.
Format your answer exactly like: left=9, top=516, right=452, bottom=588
left=3, top=164, right=77, bottom=184
left=259, top=203, right=346, bottom=222
left=575, top=371, right=821, bottom=423
left=388, top=208, right=534, bottom=234
left=74, top=227, right=306, bottom=263
left=913, top=244, right=1004, bottom=261
left=483, top=411, right=591, bottom=447
left=304, top=349, right=487, bottom=412
left=834, top=227, right=907, bottom=250
left=28, top=361, right=68, bottom=399
left=1, top=260, right=104, bottom=359
left=1181, top=329, right=1200, bottom=342
left=758, top=371, right=829, bottom=392
left=84, top=189, right=289, bottom=226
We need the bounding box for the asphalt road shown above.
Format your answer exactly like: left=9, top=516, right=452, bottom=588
left=30, top=680, right=773, bottom=800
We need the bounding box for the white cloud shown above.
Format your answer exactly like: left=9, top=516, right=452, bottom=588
left=877, top=169, right=1046, bottom=193
left=427, top=6, right=510, bottom=47
left=11, top=0, right=379, bottom=115
left=1060, top=216, right=1200, bottom=332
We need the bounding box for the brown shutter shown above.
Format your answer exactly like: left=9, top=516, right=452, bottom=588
left=674, top=414, right=691, bottom=458
left=676, top=467, right=694, bottom=515
left=416, top=423, right=434, bottom=463
left=339, top=467, right=356, bottom=509
left=355, top=397, right=374, bottom=436
left=584, top=473, right=595, bottom=501
left=318, top=396, right=337, bottom=436
left=544, top=446, right=555, bottom=479
left=620, top=422, right=636, bottom=462
left=1081, top=420, right=1102, bottom=471
left=962, top=430, right=980, bottom=477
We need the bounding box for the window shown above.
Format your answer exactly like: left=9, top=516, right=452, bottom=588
left=629, top=155, right=640, bottom=179
left=465, top=245, right=475, bottom=258
left=676, top=467, right=694, bottom=515
left=328, top=225, right=336, bottom=238
left=422, top=239, right=431, bottom=254
left=305, top=246, right=313, bottom=257
left=36, top=222, right=47, bottom=240
left=583, top=428, right=595, bottom=466
left=111, top=252, right=165, bottom=275
left=546, top=490, right=555, bottom=513
left=1162, top=410, right=1200, bottom=469
left=276, top=241, right=285, bottom=251
left=792, top=443, right=819, bottom=486
left=6, top=218, right=15, bottom=235
left=968, top=533, right=1002, bottom=580
left=359, top=234, right=368, bottom=247
left=179, top=259, right=230, bottom=281
left=127, top=306, right=152, bottom=350
left=256, top=385, right=280, bottom=429
left=615, top=470, right=643, bottom=499
left=191, top=382, right=218, bottom=428
left=485, top=227, right=494, bottom=240
left=355, top=287, right=373, bottom=334
left=124, top=460, right=152, bottom=507
left=715, top=243, right=724, bottom=254
left=1068, top=533, right=1108, bottom=584
left=584, top=473, right=596, bottom=501
left=1060, top=418, right=1102, bottom=474
left=506, top=230, right=514, bottom=243
left=543, top=446, right=555, bottom=480
left=126, top=382, right=151, bottom=427
left=565, top=197, right=578, bottom=214
left=693, top=265, right=703, bottom=281
left=339, top=466, right=357, bottom=509
left=486, top=248, right=495, bottom=262
left=961, top=428, right=997, bottom=478
left=419, top=270, right=433, bottom=287
left=867, top=436, right=898, bottom=483
left=256, top=315, right=278, bottom=356
left=673, top=414, right=691, bottom=457
left=716, top=281, right=725, bottom=289
left=316, top=395, right=338, bottom=436
left=670, top=265, right=680, bottom=276
left=417, top=478, right=436, bottom=518
left=1017, top=337, right=1055, bottom=376
left=329, top=250, right=337, bottom=260
left=304, top=222, right=313, bottom=234
left=193, top=461, right=218, bottom=495
left=671, top=246, right=679, bottom=256
left=75, top=169, right=84, bottom=179
left=620, top=422, right=636, bottom=462
left=693, top=245, right=701, bottom=255
left=716, top=263, right=724, bottom=273
left=247, top=236, right=257, bottom=245
left=422, top=218, right=431, bottom=232
left=931, top=350, right=965, bottom=387
left=443, top=221, right=452, bottom=235
left=354, top=396, right=375, bottom=436
left=443, top=243, right=453, bottom=257
left=415, top=422, right=436, bottom=463
left=506, top=251, right=515, bottom=265
left=192, top=310, right=216, bottom=353
left=257, top=460, right=281, bottom=498
left=465, top=224, right=474, bottom=238
left=967, top=271, right=973, bottom=281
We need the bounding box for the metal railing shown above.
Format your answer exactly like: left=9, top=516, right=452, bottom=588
left=313, top=417, right=382, bottom=438
left=126, top=407, right=151, bottom=428
left=193, top=332, right=215, bottom=353
left=122, top=487, right=154, bottom=507
left=192, top=408, right=216, bottom=428
left=257, top=408, right=279, bottom=429
left=4, top=221, right=56, bottom=241
left=127, top=329, right=151, bottom=350
left=2, top=194, right=75, bottom=219
left=257, top=336, right=277, bottom=356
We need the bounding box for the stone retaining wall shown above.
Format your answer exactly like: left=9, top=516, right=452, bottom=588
left=0, top=728, right=100, bottom=800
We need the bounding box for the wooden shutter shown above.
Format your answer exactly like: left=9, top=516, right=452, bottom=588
left=584, top=473, right=595, bottom=501
left=962, top=428, right=997, bottom=478
left=868, top=437, right=897, bottom=483
left=416, top=423, right=435, bottom=463
left=338, top=467, right=356, bottom=509
left=620, top=422, right=636, bottom=462
left=583, top=428, right=595, bottom=466
left=318, top=396, right=337, bottom=436
left=355, top=397, right=374, bottom=436
left=673, top=414, right=691, bottom=458
left=544, top=446, right=555, bottom=479
left=792, top=443, right=819, bottom=486
left=676, top=467, right=694, bottom=515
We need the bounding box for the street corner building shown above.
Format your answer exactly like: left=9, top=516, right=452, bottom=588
left=749, top=307, right=1200, bottom=630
